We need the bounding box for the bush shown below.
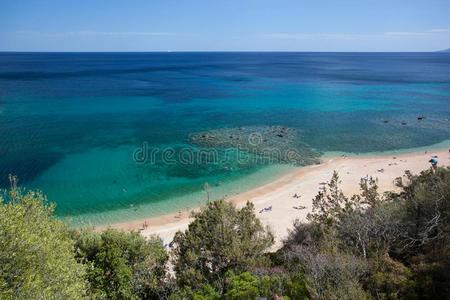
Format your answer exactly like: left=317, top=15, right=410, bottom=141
left=281, top=168, right=450, bottom=300
left=224, top=271, right=259, bottom=300
left=72, top=228, right=168, bottom=299
left=0, top=176, right=87, bottom=299
left=172, top=200, right=274, bottom=290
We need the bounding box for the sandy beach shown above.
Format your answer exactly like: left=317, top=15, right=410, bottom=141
left=105, top=148, right=450, bottom=249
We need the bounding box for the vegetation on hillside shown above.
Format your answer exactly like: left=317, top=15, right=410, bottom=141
left=1, top=168, right=449, bottom=299
left=0, top=176, right=87, bottom=299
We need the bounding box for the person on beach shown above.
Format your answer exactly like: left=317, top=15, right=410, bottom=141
left=429, top=156, right=438, bottom=171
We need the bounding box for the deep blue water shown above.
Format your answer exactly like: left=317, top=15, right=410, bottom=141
left=1, top=52, right=449, bottom=225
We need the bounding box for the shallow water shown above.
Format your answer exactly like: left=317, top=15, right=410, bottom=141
left=0, top=52, right=449, bottom=225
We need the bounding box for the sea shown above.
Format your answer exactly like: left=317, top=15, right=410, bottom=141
left=0, top=52, right=449, bottom=226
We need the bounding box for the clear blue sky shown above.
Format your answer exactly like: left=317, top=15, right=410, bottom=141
left=1, top=0, right=450, bottom=52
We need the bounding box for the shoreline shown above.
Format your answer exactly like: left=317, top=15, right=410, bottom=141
left=99, top=143, right=450, bottom=248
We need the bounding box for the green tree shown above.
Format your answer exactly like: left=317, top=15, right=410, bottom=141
left=284, top=172, right=405, bottom=299
left=392, top=167, right=450, bottom=299
left=283, top=168, right=450, bottom=299
left=72, top=228, right=168, bottom=299
left=192, top=284, right=221, bottom=300
left=172, top=200, right=274, bottom=290
left=307, top=171, right=350, bottom=229
left=282, top=272, right=310, bottom=300
left=167, top=284, right=220, bottom=300
left=224, top=270, right=309, bottom=300
left=394, top=168, right=450, bottom=252
left=224, top=271, right=259, bottom=300
left=0, top=176, right=87, bottom=299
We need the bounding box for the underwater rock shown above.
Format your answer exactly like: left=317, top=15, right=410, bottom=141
left=188, top=126, right=321, bottom=166
left=376, top=115, right=450, bottom=132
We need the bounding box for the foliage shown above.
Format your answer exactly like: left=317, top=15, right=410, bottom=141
left=0, top=176, right=87, bottom=299
left=223, top=270, right=309, bottom=300
left=192, top=284, right=221, bottom=300
left=394, top=168, right=450, bottom=253
left=1, top=167, right=449, bottom=299
left=72, top=228, right=168, bottom=299
left=172, top=200, right=274, bottom=290
left=166, top=284, right=221, bottom=300
left=365, top=255, right=415, bottom=300
left=393, top=168, right=450, bottom=299
left=224, top=271, right=259, bottom=300
left=282, top=167, right=450, bottom=300
left=283, top=244, right=369, bottom=300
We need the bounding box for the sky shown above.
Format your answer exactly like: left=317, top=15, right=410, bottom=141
left=1, top=0, right=450, bottom=52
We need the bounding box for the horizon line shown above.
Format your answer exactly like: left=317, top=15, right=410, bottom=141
left=0, top=50, right=448, bottom=53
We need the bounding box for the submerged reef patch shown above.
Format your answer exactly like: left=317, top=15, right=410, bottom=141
left=188, top=126, right=321, bottom=166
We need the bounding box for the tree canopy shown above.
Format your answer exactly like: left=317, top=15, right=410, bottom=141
left=172, top=200, right=274, bottom=291
left=0, top=176, right=87, bottom=299
left=282, top=167, right=450, bottom=299
left=72, top=228, right=169, bottom=299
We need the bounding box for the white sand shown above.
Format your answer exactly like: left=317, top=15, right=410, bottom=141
left=106, top=148, right=450, bottom=250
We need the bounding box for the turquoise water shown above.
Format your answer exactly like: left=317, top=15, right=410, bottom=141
left=0, top=52, right=449, bottom=226
left=322, top=139, right=450, bottom=159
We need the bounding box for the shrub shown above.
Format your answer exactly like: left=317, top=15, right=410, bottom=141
left=172, top=200, right=274, bottom=290
left=72, top=228, right=168, bottom=299
left=0, top=176, right=87, bottom=299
